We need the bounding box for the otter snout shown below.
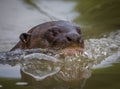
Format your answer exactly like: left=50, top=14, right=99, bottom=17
left=66, top=33, right=81, bottom=43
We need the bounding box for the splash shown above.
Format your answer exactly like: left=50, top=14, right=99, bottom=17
left=20, top=30, right=120, bottom=83
left=21, top=53, right=61, bottom=81
left=84, top=30, right=120, bottom=68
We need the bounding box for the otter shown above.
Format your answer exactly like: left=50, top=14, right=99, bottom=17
left=11, top=20, right=84, bottom=55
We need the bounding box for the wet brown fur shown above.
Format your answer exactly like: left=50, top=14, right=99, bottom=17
left=11, top=20, right=84, bottom=52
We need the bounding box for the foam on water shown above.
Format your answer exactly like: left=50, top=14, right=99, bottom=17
left=84, top=30, right=120, bottom=68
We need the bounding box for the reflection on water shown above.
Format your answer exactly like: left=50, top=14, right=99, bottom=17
left=0, top=64, right=20, bottom=78
left=74, top=0, right=120, bottom=38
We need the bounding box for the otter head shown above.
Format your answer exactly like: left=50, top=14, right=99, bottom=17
left=11, top=20, right=84, bottom=55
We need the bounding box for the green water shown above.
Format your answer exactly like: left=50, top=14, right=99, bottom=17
left=73, top=0, right=120, bottom=39
left=0, top=78, right=32, bottom=89
left=84, top=62, right=120, bottom=89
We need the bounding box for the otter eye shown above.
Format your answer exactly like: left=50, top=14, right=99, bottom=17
left=75, top=26, right=81, bottom=34
left=48, top=28, right=61, bottom=37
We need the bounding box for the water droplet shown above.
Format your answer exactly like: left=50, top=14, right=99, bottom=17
left=0, top=85, right=3, bottom=88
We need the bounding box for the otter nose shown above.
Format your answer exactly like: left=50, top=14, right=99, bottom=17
left=66, top=33, right=80, bottom=42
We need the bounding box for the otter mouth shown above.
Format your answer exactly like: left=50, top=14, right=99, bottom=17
left=59, top=47, right=83, bottom=56
left=49, top=38, right=84, bottom=57
left=52, top=43, right=84, bottom=57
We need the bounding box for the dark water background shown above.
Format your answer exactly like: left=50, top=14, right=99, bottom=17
left=0, top=0, right=120, bottom=89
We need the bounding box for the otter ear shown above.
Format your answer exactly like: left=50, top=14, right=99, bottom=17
left=19, top=33, right=31, bottom=43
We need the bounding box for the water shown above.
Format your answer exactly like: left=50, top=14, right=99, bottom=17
left=0, top=30, right=119, bottom=89
left=74, top=0, right=120, bottom=39
left=0, top=0, right=120, bottom=89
